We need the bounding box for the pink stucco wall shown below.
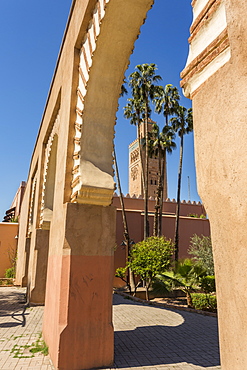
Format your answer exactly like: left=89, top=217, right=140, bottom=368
left=113, top=195, right=210, bottom=287
left=0, top=223, right=18, bottom=278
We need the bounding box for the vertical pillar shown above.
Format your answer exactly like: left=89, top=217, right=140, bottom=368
left=43, top=203, right=115, bottom=370
left=181, top=1, right=247, bottom=368
left=21, top=238, right=30, bottom=287
left=28, top=229, right=50, bottom=305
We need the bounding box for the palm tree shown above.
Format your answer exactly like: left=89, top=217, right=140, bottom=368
left=154, top=84, right=180, bottom=230
left=171, top=106, right=193, bottom=261
left=128, top=64, right=162, bottom=240
left=153, top=259, right=206, bottom=307
left=148, top=124, right=176, bottom=237
left=155, top=84, right=180, bottom=126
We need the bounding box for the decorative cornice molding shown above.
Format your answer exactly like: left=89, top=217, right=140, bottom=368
left=181, top=0, right=230, bottom=98
left=75, top=185, right=114, bottom=206
left=113, top=192, right=202, bottom=205
left=189, top=0, right=221, bottom=43
left=181, top=28, right=229, bottom=86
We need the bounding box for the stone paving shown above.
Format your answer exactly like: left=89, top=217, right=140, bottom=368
left=104, top=294, right=221, bottom=370
left=0, top=287, right=221, bottom=370
left=0, top=287, right=53, bottom=370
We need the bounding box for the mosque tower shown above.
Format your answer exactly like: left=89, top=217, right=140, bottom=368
left=128, top=120, right=167, bottom=199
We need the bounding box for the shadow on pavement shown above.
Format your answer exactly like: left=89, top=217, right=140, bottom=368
left=0, top=288, right=28, bottom=327
left=113, top=294, right=220, bottom=368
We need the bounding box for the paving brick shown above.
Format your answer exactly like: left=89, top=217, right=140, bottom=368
left=0, top=287, right=221, bottom=370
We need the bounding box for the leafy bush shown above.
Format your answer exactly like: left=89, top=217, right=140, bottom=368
left=188, top=234, right=214, bottom=275
left=200, top=275, right=216, bottom=293
left=152, top=277, right=173, bottom=296
left=191, top=293, right=217, bottom=311
left=128, top=236, right=174, bottom=300
left=0, top=279, right=11, bottom=286
left=154, top=259, right=207, bottom=307
left=188, top=214, right=206, bottom=218
left=5, top=267, right=15, bottom=278
left=115, top=267, right=127, bottom=281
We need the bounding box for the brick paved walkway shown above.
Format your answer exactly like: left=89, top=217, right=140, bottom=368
left=0, top=287, right=221, bottom=370
left=0, top=287, right=53, bottom=370
left=104, top=293, right=221, bottom=370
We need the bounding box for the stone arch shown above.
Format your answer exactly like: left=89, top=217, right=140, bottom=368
left=41, top=134, right=58, bottom=228
left=41, top=1, right=156, bottom=369
left=16, top=1, right=247, bottom=368
left=70, top=0, right=154, bottom=206
left=40, top=113, right=60, bottom=229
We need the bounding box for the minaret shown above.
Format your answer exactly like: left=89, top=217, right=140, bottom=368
left=128, top=120, right=167, bottom=198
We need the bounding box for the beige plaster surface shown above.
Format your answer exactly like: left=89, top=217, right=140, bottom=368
left=63, top=203, right=115, bottom=256
left=43, top=204, right=115, bottom=369
left=188, top=1, right=247, bottom=368
left=27, top=228, right=49, bottom=304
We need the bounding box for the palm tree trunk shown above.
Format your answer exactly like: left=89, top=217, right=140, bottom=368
left=174, top=135, right=184, bottom=261
left=153, top=150, right=162, bottom=237
left=144, top=96, right=149, bottom=240
left=158, top=150, right=166, bottom=236
left=186, top=291, right=193, bottom=307
left=113, top=148, right=134, bottom=292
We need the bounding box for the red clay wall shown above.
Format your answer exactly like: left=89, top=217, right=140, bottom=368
left=113, top=195, right=210, bottom=287
left=0, top=223, right=18, bottom=278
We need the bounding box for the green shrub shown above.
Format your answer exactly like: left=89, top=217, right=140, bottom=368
left=189, top=234, right=214, bottom=275
left=115, top=267, right=127, bottom=281
left=200, top=275, right=216, bottom=293
left=191, top=293, right=217, bottom=311
left=128, top=236, right=174, bottom=300
left=5, top=267, right=15, bottom=279
left=0, top=279, right=10, bottom=286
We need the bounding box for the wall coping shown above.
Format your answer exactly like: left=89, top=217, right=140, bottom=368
left=113, top=192, right=202, bottom=205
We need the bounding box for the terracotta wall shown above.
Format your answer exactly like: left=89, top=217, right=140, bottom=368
left=0, top=223, right=18, bottom=278
left=113, top=195, right=210, bottom=287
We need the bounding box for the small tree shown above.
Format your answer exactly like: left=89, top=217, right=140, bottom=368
left=188, top=234, right=214, bottom=275
left=128, top=236, right=174, bottom=300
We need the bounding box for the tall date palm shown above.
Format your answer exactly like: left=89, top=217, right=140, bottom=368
left=155, top=84, right=180, bottom=126
left=128, top=64, right=162, bottom=240
left=171, top=106, right=193, bottom=261
left=149, top=123, right=176, bottom=237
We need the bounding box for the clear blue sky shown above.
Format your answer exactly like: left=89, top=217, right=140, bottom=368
left=0, top=0, right=199, bottom=220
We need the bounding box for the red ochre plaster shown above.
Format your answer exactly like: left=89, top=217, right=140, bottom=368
left=43, top=254, right=114, bottom=370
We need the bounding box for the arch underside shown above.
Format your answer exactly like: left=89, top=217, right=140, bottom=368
left=71, top=0, right=154, bottom=206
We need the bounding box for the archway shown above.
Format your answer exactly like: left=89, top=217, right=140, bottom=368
left=15, top=1, right=247, bottom=369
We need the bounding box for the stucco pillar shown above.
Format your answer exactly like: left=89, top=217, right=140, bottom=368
left=21, top=237, right=30, bottom=287
left=181, top=1, right=247, bottom=368
left=28, top=229, right=50, bottom=305
left=43, top=203, right=115, bottom=370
